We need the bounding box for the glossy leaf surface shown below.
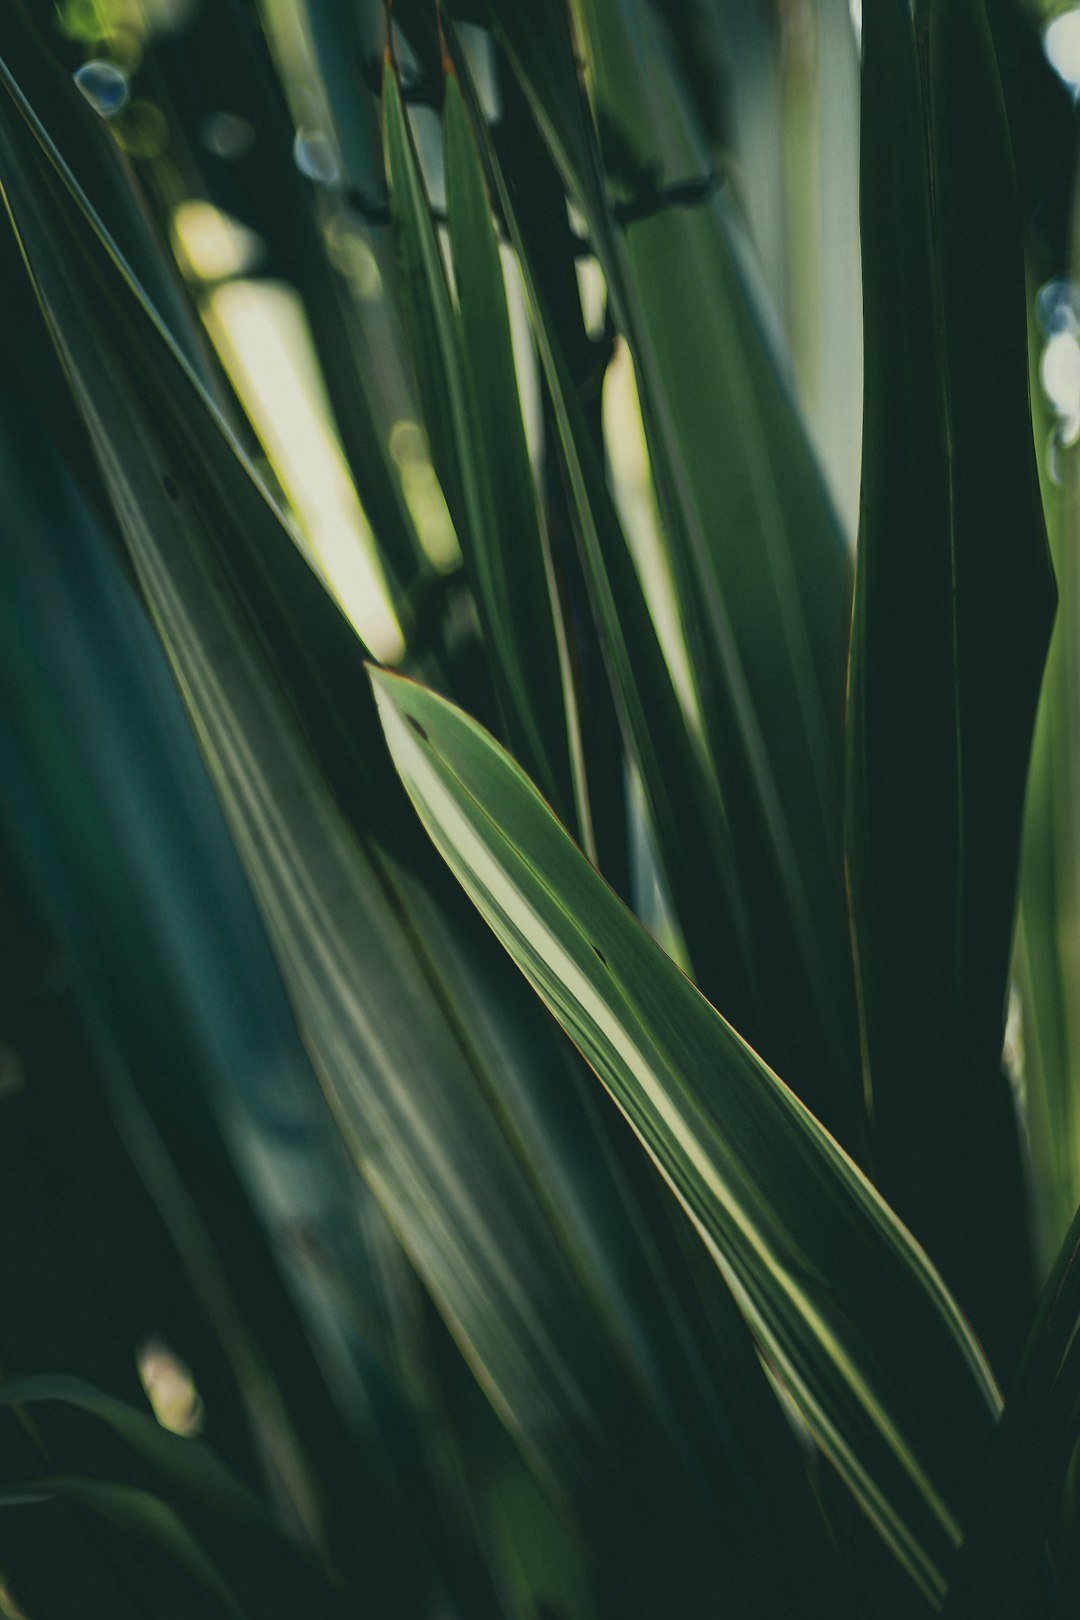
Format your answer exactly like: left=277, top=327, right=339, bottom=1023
left=372, top=666, right=1002, bottom=1606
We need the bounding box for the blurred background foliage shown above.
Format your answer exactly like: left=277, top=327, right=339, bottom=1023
left=1, top=0, right=1080, bottom=1616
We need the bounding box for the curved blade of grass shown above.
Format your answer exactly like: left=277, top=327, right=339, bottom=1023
left=384, top=65, right=576, bottom=822
left=0, top=4, right=210, bottom=381
left=1016, top=381, right=1080, bottom=1274
left=371, top=666, right=1004, bottom=1608
left=846, top=0, right=1055, bottom=1373
left=382, top=64, right=471, bottom=555
left=0, top=1378, right=348, bottom=1620
left=0, top=371, right=506, bottom=1620
left=443, top=38, right=760, bottom=1033
left=442, top=72, right=585, bottom=849
left=435, top=86, right=853, bottom=1606
left=0, top=1378, right=279, bottom=1535
left=172, top=0, right=425, bottom=600
left=1005, top=0, right=1080, bottom=1283
left=0, top=1480, right=245, bottom=1619
left=0, top=54, right=831, bottom=1617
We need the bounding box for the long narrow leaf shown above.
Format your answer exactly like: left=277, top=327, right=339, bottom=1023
left=0, top=1377, right=350, bottom=1620
left=444, top=34, right=760, bottom=1028
left=371, top=666, right=1002, bottom=1607
left=0, top=52, right=837, bottom=1617
left=384, top=62, right=577, bottom=825
left=943, top=1202, right=1080, bottom=1617
left=442, top=72, right=583, bottom=845
left=0, top=1480, right=245, bottom=1619
left=846, top=0, right=1055, bottom=1372
left=483, top=0, right=864, bottom=1151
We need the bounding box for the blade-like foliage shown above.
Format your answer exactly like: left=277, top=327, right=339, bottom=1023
left=484, top=0, right=864, bottom=1152
left=442, top=71, right=587, bottom=840
left=1, top=1, right=1075, bottom=1615
left=384, top=63, right=577, bottom=824
left=0, top=1377, right=349, bottom=1620
left=443, top=35, right=760, bottom=1023
left=371, top=666, right=1002, bottom=1606
left=943, top=1203, right=1080, bottom=1618
left=1017, top=418, right=1080, bottom=1274
left=0, top=45, right=852, bottom=1619
left=847, top=0, right=1055, bottom=1374
left=0, top=1478, right=246, bottom=1619
left=0, top=1376, right=293, bottom=1539
left=0, top=379, right=465, bottom=1620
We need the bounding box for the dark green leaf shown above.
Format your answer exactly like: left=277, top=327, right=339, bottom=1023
left=444, top=32, right=759, bottom=1025
left=487, top=0, right=865, bottom=1152
left=0, top=1377, right=283, bottom=1541
left=0, top=54, right=841, bottom=1618
left=443, top=72, right=582, bottom=840
left=846, top=0, right=1055, bottom=1373
left=385, top=62, right=579, bottom=824
left=0, top=1479, right=245, bottom=1619
left=944, top=1203, right=1080, bottom=1617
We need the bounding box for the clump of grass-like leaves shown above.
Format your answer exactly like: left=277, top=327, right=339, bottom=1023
left=0, top=1, right=1078, bottom=1617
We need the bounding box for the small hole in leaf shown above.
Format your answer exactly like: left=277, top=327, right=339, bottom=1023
left=405, top=715, right=428, bottom=741
left=592, top=944, right=608, bottom=967
left=162, top=474, right=180, bottom=501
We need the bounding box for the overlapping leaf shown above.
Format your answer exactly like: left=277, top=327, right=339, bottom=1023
left=0, top=1477, right=246, bottom=1618
left=846, top=0, right=1055, bottom=1373
left=384, top=65, right=576, bottom=823
left=372, top=666, right=1003, bottom=1607
left=170, top=0, right=425, bottom=598
left=0, top=46, right=850, bottom=1618
left=0, top=377, right=459, bottom=1619
left=0, top=1376, right=348, bottom=1620
left=480, top=0, right=863, bottom=1147
left=943, top=1202, right=1080, bottom=1617
left=443, top=37, right=759, bottom=1024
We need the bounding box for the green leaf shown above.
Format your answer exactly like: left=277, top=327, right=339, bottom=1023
left=384, top=64, right=577, bottom=821
left=1016, top=399, right=1080, bottom=1273
left=184, top=0, right=425, bottom=600
left=0, top=1379, right=268, bottom=1527
left=443, top=71, right=583, bottom=832
left=370, top=665, right=1007, bottom=1607
left=382, top=63, right=472, bottom=548
left=444, top=32, right=759, bottom=1028
left=1010, top=55, right=1080, bottom=1278
left=846, top=0, right=1055, bottom=1373
left=942, top=1202, right=1080, bottom=1617
left=486, top=0, right=865, bottom=1153
left=0, top=1479, right=245, bottom=1619
left=0, top=1377, right=350, bottom=1620
left=0, top=51, right=840, bottom=1618
left=0, top=353, right=496, bottom=1620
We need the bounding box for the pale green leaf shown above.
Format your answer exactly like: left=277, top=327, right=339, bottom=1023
left=371, top=665, right=1003, bottom=1608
